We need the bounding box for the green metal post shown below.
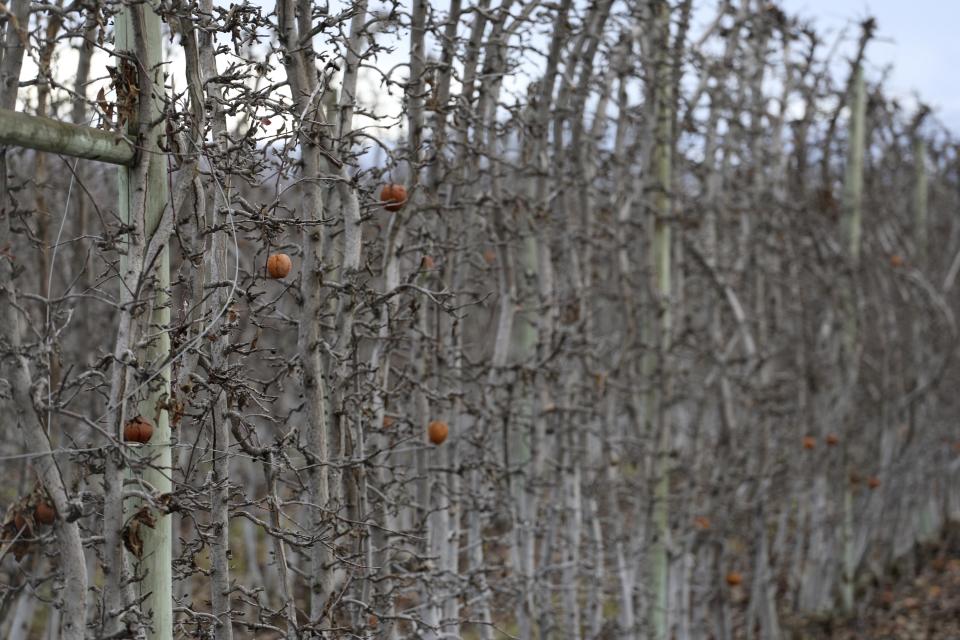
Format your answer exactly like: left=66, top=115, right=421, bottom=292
left=116, top=5, right=172, bottom=638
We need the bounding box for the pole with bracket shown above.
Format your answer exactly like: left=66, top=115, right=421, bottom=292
left=115, top=3, right=173, bottom=639
left=0, top=2, right=173, bottom=636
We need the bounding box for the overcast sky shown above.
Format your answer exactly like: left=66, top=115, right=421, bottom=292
left=780, top=0, right=960, bottom=132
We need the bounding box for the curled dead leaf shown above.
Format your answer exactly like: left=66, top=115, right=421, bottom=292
left=123, top=520, right=144, bottom=557
left=123, top=506, right=158, bottom=558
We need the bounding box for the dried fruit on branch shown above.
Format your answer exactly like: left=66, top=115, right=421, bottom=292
left=428, top=420, right=449, bottom=445
left=267, top=253, right=293, bottom=279
left=380, top=183, right=407, bottom=212
left=124, top=415, right=154, bottom=444
left=34, top=502, right=56, bottom=525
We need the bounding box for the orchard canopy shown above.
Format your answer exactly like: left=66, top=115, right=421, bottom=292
left=0, top=0, right=959, bottom=638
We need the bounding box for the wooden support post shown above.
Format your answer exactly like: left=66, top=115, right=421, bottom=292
left=914, top=136, right=928, bottom=266
left=650, top=1, right=674, bottom=636
left=839, top=64, right=865, bottom=616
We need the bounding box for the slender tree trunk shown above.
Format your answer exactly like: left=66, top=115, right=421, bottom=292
left=0, top=1, right=87, bottom=636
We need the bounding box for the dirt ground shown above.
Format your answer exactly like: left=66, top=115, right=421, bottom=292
left=787, top=529, right=960, bottom=639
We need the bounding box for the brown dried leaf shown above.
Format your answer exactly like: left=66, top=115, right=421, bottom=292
left=132, top=506, right=157, bottom=528
left=123, top=521, right=143, bottom=557
left=96, top=86, right=109, bottom=112
left=171, top=400, right=185, bottom=426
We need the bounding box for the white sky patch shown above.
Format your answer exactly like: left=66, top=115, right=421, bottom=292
left=13, top=0, right=957, bottom=161
left=781, top=0, right=960, bottom=132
